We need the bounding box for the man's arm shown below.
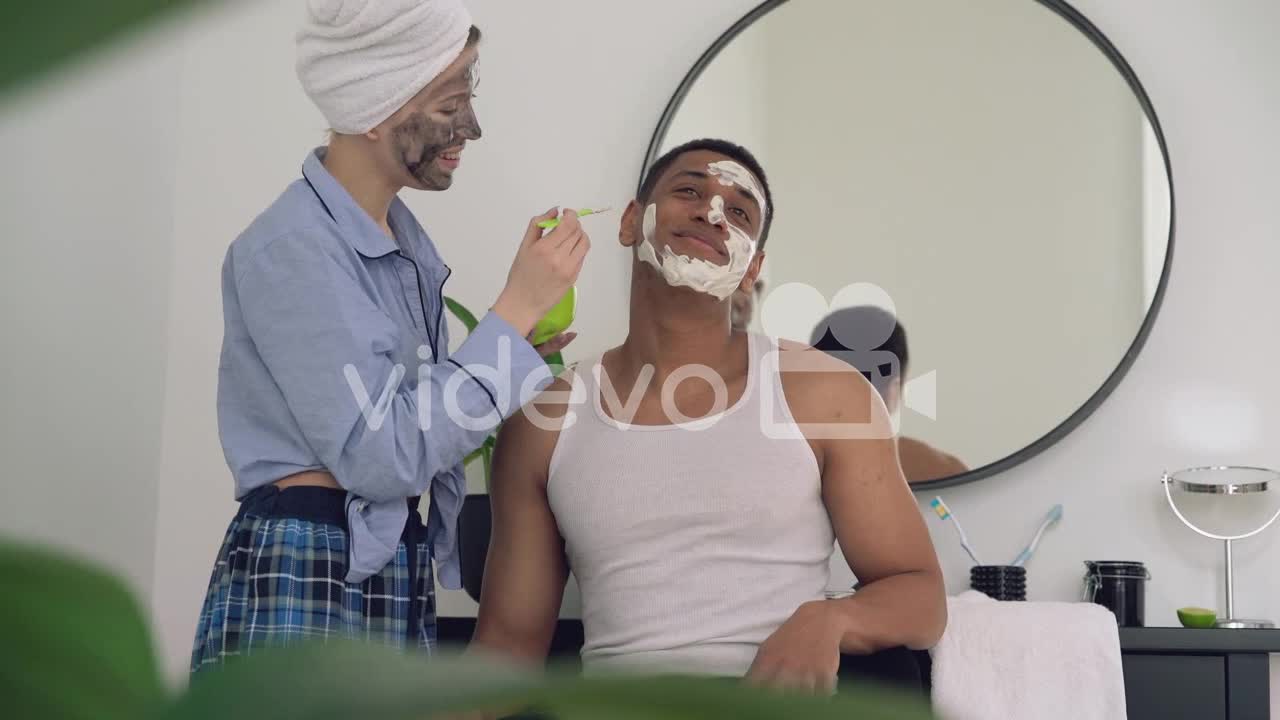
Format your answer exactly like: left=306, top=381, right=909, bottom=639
left=748, top=349, right=946, bottom=692
left=469, top=381, right=571, bottom=665
left=818, top=382, right=948, bottom=653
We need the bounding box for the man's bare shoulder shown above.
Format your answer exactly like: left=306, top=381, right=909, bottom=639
left=497, top=364, right=589, bottom=476
left=520, top=366, right=586, bottom=424
left=509, top=362, right=592, bottom=437
left=771, top=338, right=878, bottom=426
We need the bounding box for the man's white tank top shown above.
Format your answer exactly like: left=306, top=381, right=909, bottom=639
left=547, top=332, right=835, bottom=677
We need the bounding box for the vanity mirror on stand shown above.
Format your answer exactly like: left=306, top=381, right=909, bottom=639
left=1162, top=466, right=1280, bottom=629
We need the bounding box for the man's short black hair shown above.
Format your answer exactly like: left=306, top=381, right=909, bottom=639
left=466, top=25, right=482, bottom=46
left=637, top=138, right=775, bottom=250
left=809, top=306, right=908, bottom=401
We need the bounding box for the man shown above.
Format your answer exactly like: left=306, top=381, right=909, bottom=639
left=471, top=139, right=945, bottom=695
left=811, top=307, right=969, bottom=483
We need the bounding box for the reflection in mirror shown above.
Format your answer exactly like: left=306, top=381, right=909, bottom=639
left=652, top=0, right=1172, bottom=485
left=811, top=305, right=969, bottom=484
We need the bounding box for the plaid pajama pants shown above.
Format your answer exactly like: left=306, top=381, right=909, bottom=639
left=190, top=485, right=435, bottom=673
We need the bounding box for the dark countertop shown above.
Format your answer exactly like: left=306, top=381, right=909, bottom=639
left=442, top=618, right=1280, bottom=656
left=1119, top=626, right=1280, bottom=653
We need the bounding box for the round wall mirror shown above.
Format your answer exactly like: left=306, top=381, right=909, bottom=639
left=643, top=0, right=1174, bottom=489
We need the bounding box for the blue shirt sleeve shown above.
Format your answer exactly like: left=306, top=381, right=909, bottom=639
left=234, top=231, right=552, bottom=505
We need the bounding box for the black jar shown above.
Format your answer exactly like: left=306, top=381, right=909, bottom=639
left=1084, top=560, right=1150, bottom=626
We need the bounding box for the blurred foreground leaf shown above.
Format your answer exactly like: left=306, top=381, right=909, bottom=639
left=168, top=644, right=545, bottom=720
left=531, top=670, right=935, bottom=720
left=170, top=646, right=934, bottom=720
left=0, top=539, right=168, bottom=720
left=1, top=536, right=934, bottom=720
left=4, top=1, right=211, bottom=98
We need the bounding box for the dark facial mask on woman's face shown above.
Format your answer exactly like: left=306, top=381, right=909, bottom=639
left=391, top=63, right=482, bottom=191
left=392, top=111, right=457, bottom=190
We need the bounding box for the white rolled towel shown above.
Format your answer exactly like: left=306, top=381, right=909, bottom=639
left=296, top=0, right=473, bottom=134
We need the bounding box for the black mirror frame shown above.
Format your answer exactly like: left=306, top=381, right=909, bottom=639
left=637, top=0, right=1176, bottom=492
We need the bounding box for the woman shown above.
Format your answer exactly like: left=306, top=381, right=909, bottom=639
left=191, top=0, right=589, bottom=670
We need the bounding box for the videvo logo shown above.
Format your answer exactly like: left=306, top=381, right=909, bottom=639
left=339, top=281, right=937, bottom=440
left=756, top=281, right=937, bottom=440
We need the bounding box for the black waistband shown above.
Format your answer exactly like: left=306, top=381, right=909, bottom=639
left=236, top=485, right=423, bottom=539
left=237, top=485, right=347, bottom=525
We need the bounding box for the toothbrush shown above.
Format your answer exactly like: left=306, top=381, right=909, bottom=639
left=930, top=497, right=982, bottom=565
left=1011, top=504, right=1063, bottom=567
left=538, top=207, right=613, bottom=229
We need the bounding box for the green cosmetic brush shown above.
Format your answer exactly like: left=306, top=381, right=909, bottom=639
left=537, top=207, right=612, bottom=229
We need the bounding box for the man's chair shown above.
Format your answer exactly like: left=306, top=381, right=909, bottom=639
left=458, top=493, right=491, bottom=603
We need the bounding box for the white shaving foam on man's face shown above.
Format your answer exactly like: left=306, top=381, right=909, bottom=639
left=708, top=160, right=767, bottom=216
left=636, top=160, right=766, bottom=301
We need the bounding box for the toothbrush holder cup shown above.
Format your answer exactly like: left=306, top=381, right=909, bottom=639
left=970, top=565, right=1027, bottom=601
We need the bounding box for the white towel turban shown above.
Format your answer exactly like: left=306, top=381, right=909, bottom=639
left=297, top=0, right=473, bottom=135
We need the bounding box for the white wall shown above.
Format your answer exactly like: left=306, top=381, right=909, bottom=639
left=2, top=0, right=1279, bottom=691
left=0, top=22, right=183, bottom=596
left=660, top=13, right=771, bottom=181
left=148, top=0, right=324, bottom=676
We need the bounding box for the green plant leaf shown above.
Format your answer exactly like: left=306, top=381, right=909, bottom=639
left=2, top=0, right=210, bottom=99
left=167, top=644, right=930, bottom=720
left=444, top=296, right=480, bottom=335
left=0, top=539, right=168, bottom=720
left=0, top=539, right=928, bottom=720
left=463, top=434, right=497, bottom=469
left=166, top=644, right=544, bottom=720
